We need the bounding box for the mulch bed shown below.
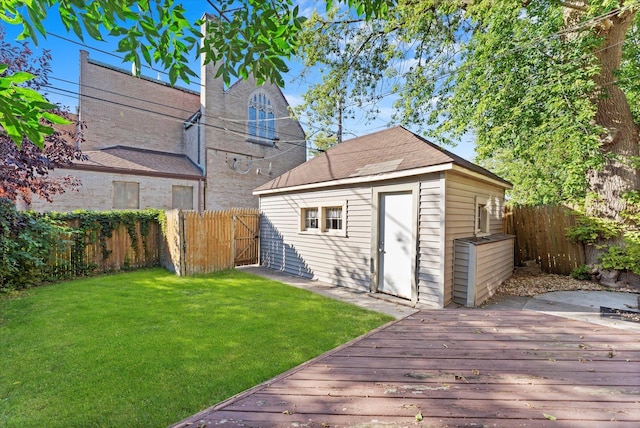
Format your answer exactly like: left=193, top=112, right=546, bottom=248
left=496, top=273, right=638, bottom=297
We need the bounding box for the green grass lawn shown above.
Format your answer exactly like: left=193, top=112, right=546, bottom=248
left=0, top=268, right=393, bottom=427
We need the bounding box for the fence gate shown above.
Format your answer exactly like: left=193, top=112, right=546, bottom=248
left=233, top=213, right=260, bottom=266
left=162, top=208, right=260, bottom=276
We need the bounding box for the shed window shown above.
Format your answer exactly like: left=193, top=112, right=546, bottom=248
left=113, top=181, right=139, bottom=209
left=302, top=208, right=318, bottom=230
left=248, top=91, right=275, bottom=145
left=324, top=207, right=343, bottom=231
left=300, top=202, right=347, bottom=235
left=476, top=198, right=489, bottom=235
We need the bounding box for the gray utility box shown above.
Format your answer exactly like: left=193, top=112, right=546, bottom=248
left=453, top=234, right=515, bottom=307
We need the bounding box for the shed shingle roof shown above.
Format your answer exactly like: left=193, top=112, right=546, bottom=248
left=255, top=126, right=510, bottom=192
left=73, top=146, right=203, bottom=179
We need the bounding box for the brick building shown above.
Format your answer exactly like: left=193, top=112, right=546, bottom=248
left=26, top=47, right=306, bottom=212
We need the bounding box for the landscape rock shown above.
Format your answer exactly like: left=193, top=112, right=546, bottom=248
left=618, top=271, right=640, bottom=291
left=598, top=269, right=620, bottom=288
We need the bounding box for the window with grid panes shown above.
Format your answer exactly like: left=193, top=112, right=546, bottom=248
left=324, top=207, right=343, bottom=231
left=302, top=207, right=318, bottom=230
left=248, top=91, right=275, bottom=145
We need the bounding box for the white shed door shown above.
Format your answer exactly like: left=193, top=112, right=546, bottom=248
left=378, top=192, right=413, bottom=299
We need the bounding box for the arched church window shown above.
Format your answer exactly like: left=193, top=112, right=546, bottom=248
left=248, top=91, right=275, bottom=145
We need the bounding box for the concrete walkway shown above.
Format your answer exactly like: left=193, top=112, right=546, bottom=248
left=240, top=265, right=640, bottom=331
left=483, top=289, right=640, bottom=331
left=238, top=265, right=420, bottom=319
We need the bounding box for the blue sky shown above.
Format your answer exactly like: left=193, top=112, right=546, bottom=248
left=1, top=1, right=476, bottom=161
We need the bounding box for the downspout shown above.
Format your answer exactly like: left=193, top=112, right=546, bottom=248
left=76, top=106, right=82, bottom=149
left=197, top=111, right=201, bottom=165
left=198, top=178, right=203, bottom=213
left=198, top=112, right=203, bottom=213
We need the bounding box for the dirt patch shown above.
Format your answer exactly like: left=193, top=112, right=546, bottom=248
left=495, top=273, right=637, bottom=297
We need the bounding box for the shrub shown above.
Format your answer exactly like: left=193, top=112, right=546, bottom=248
left=570, top=264, right=592, bottom=281
left=1, top=203, right=164, bottom=291
left=0, top=198, right=68, bottom=291
left=600, top=242, right=640, bottom=275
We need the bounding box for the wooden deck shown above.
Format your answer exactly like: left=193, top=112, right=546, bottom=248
left=174, top=310, right=640, bottom=427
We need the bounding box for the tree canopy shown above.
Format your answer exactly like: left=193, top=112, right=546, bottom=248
left=0, top=29, right=84, bottom=203
left=0, top=0, right=393, bottom=148
left=297, top=0, right=640, bottom=210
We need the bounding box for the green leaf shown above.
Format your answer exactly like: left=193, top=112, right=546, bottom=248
left=7, top=71, right=35, bottom=84
left=140, top=44, right=152, bottom=65
left=543, top=413, right=557, bottom=421
left=42, top=112, right=72, bottom=125
left=80, top=14, right=104, bottom=41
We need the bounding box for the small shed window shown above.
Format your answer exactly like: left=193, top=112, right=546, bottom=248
left=476, top=197, right=489, bottom=235
left=324, top=207, right=343, bottom=231
left=300, top=202, right=347, bottom=235
left=302, top=208, right=318, bottom=230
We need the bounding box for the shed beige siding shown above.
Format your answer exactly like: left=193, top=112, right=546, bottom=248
left=444, top=172, right=506, bottom=305
left=475, top=238, right=514, bottom=304
left=417, top=175, right=445, bottom=308
left=260, top=187, right=373, bottom=290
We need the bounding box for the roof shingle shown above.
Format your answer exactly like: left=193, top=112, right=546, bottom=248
left=255, top=126, right=510, bottom=192
left=73, top=146, right=203, bottom=179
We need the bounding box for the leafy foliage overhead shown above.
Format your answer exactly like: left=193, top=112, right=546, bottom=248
left=0, top=0, right=394, bottom=147
left=297, top=0, right=640, bottom=206
left=0, top=29, right=84, bottom=203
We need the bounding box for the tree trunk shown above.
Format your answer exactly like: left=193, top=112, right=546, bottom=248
left=566, top=4, right=640, bottom=265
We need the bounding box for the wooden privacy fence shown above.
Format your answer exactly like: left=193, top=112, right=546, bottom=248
left=162, top=208, right=260, bottom=276
left=49, top=220, right=161, bottom=276
left=504, top=205, right=585, bottom=275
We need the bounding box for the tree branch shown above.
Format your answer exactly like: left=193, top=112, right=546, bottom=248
left=558, top=1, right=589, bottom=13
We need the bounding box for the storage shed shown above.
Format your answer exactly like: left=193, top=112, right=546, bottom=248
left=254, top=126, right=514, bottom=308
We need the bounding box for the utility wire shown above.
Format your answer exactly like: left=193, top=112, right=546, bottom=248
left=42, top=83, right=310, bottom=152
left=34, top=2, right=640, bottom=145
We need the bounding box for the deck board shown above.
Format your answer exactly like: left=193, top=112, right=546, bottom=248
left=172, top=310, right=640, bottom=427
